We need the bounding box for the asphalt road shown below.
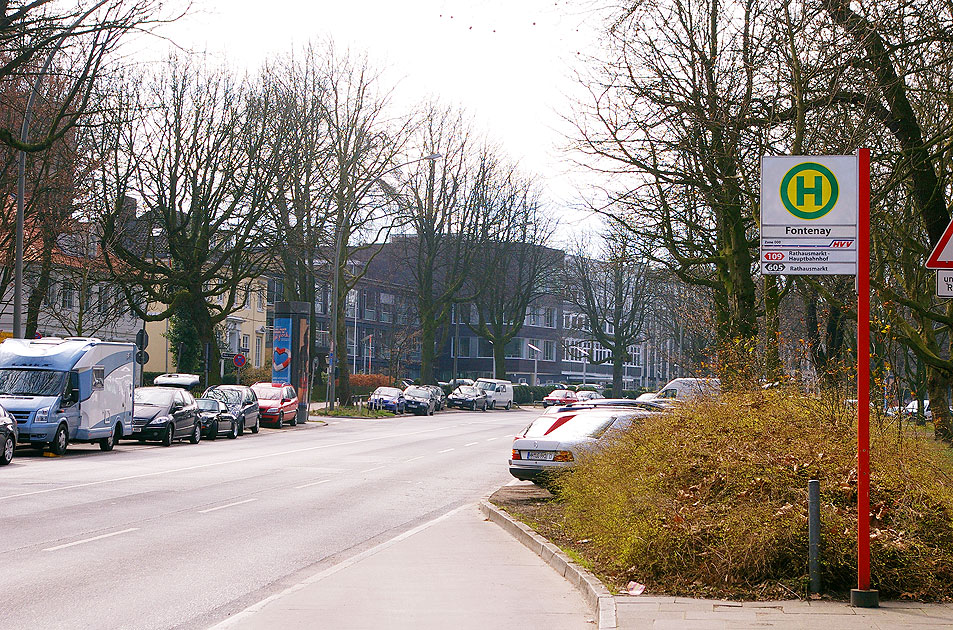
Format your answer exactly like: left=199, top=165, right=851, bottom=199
left=0, top=407, right=532, bottom=630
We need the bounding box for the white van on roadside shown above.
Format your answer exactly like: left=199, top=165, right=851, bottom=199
left=474, top=378, right=514, bottom=410
left=652, top=377, right=720, bottom=401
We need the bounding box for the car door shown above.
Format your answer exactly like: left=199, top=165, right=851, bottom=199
left=183, top=392, right=198, bottom=435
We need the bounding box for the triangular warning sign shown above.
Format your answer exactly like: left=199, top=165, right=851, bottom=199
left=927, top=218, right=953, bottom=269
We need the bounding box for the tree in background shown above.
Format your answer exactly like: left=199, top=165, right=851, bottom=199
left=95, top=58, right=279, bottom=380
left=563, top=224, right=650, bottom=397
left=468, top=170, right=559, bottom=380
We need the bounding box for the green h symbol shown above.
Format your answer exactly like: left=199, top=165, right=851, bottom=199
left=796, top=174, right=823, bottom=206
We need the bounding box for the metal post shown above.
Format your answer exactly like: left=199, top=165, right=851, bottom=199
left=851, top=148, right=878, bottom=608
left=808, top=479, right=821, bottom=595
left=453, top=304, right=459, bottom=378
left=328, top=220, right=342, bottom=411
left=14, top=0, right=110, bottom=339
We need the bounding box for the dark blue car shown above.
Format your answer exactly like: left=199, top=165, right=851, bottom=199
left=368, top=387, right=406, bottom=414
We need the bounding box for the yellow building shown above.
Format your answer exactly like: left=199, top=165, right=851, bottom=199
left=143, top=278, right=270, bottom=375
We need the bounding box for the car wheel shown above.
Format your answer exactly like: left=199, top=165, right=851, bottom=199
left=428, top=404, right=435, bottom=416
left=161, top=425, right=174, bottom=447
left=505, top=400, right=512, bottom=410
left=228, top=419, right=239, bottom=439
left=0, top=435, right=13, bottom=465
left=189, top=422, right=201, bottom=444
left=238, top=420, right=245, bottom=436
left=290, top=411, right=298, bottom=426
left=99, top=425, right=119, bottom=451
left=207, top=420, right=219, bottom=440
left=251, top=414, right=260, bottom=434
left=481, top=402, right=487, bottom=412
left=276, top=412, right=284, bottom=428
left=50, top=424, right=69, bottom=456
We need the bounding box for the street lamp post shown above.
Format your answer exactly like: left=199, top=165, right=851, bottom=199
left=571, top=344, right=590, bottom=385
left=326, top=153, right=441, bottom=409
left=527, top=343, right=541, bottom=387
left=14, top=1, right=111, bottom=338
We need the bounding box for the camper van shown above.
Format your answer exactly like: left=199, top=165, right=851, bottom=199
left=474, top=378, right=515, bottom=410
left=0, top=337, right=135, bottom=454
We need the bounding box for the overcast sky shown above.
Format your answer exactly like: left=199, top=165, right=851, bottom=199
left=148, top=0, right=607, bottom=240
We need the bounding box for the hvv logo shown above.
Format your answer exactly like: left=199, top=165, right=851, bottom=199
left=829, top=240, right=853, bottom=248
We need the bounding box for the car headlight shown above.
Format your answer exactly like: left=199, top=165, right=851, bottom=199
left=149, top=416, right=169, bottom=425
left=34, top=406, right=52, bottom=422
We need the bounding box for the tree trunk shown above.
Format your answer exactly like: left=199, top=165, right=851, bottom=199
left=25, top=236, right=55, bottom=338
left=927, top=366, right=952, bottom=441
left=419, top=317, right=437, bottom=385
left=493, top=336, right=507, bottom=380
left=333, top=279, right=351, bottom=405
left=612, top=354, right=625, bottom=397
left=764, top=275, right=782, bottom=381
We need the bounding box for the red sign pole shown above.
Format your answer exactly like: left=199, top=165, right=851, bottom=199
left=852, top=148, right=877, bottom=606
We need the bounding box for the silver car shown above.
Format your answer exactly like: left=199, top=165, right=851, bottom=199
left=509, top=408, right=651, bottom=484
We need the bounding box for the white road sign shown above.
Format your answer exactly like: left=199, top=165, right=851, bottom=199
left=937, top=270, right=953, bottom=298
left=760, top=155, right=859, bottom=275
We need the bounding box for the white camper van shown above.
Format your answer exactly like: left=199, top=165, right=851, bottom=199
left=0, top=337, right=135, bottom=454
left=474, top=378, right=515, bottom=410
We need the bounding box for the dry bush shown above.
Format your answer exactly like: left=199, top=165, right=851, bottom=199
left=556, top=388, right=953, bottom=599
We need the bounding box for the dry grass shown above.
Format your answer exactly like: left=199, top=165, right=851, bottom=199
left=548, top=389, right=953, bottom=600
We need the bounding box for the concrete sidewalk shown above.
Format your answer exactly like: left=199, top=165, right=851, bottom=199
left=210, top=504, right=593, bottom=630
left=209, top=496, right=953, bottom=630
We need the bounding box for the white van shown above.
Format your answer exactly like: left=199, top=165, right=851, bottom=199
left=653, top=377, right=720, bottom=401
left=0, top=337, right=135, bottom=454
left=474, top=378, right=514, bottom=410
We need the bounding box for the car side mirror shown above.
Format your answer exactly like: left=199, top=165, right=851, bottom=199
left=281, top=398, right=289, bottom=404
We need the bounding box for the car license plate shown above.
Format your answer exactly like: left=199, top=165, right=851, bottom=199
left=526, top=451, right=554, bottom=461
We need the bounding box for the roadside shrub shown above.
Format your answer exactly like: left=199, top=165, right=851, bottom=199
left=556, top=389, right=953, bottom=600
left=514, top=385, right=558, bottom=404
left=348, top=373, right=395, bottom=395
left=239, top=366, right=271, bottom=386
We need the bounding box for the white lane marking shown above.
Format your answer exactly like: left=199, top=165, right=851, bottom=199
left=464, top=442, right=479, bottom=447
left=294, top=479, right=331, bottom=490
left=438, top=448, right=454, bottom=453
left=209, top=504, right=472, bottom=629
left=198, top=498, right=257, bottom=514
left=486, top=437, right=497, bottom=441
left=43, top=528, right=139, bottom=552
left=404, top=455, right=424, bottom=463
left=360, top=465, right=385, bottom=474
left=0, top=425, right=453, bottom=502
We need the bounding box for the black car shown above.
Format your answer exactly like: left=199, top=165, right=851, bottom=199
left=196, top=398, right=240, bottom=439
left=447, top=385, right=488, bottom=411
left=131, top=387, right=201, bottom=446
left=403, top=386, right=437, bottom=416
left=201, top=385, right=260, bottom=434
left=0, top=404, right=16, bottom=465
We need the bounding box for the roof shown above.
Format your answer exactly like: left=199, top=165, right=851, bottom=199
left=0, top=337, right=100, bottom=370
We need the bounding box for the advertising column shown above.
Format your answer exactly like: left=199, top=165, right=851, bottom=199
left=273, top=301, right=311, bottom=424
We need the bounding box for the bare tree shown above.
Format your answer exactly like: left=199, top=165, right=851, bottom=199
left=94, top=57, right=279, bottom=380
left=383, top=103, right=496, bottom=384
left=563, top=224, right=650, bottom=396
left=0, top=0, right=177, bottom=152
left=311, top=44, right=415, bottom=404
left=468, top=171, right=559, bottom=380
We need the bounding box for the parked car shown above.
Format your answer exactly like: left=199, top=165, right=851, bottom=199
left=403, top=385, right=437, bottom=416
left=475, top=378, right=514, bottom=410
left=131, top=387, right=201, bottom=446
left=447, top=385, right=488, bottom=411
left=576, top=390, right=604, bottom=402
left=202, top=384, right=260, bottom=434
left=652, top=377, right=720, bottom=401
left=0, top=403, right=16, bottom=465
left=196, top=398, right=240, bottom=439
left=425, top=385, right=448, bottom=411
left=542, top=389, right=578, bottom=407
left=368, top=387, right=406, bottom=413
left=251, top=382, right=299, bottom=427
left=509, top=408, right=650, bottom=484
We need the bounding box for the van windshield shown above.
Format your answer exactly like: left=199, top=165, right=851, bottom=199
left=476, top=381, right=495, bottom=392
left=0, top=369, right=66, bottom=396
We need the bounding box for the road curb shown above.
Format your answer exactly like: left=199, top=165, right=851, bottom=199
left=479, top=499, right=617, bottom=629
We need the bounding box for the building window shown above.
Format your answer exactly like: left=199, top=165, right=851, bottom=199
left=255, top=336, right=262, bottom=368
left=544, top=340, right=555, bottom=361
left=257, top=289, right=265, bottom=312
left=241, top=334, right=250, bottom=353
left=61, top=283, right=74, bottom=309
left=478, top=338, right=494, bottom=358
left=544, top=307, right=556, bottom=328
left=505, top=338, right=523, bottom=359
left=243, top=285, right=251, bottom=309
